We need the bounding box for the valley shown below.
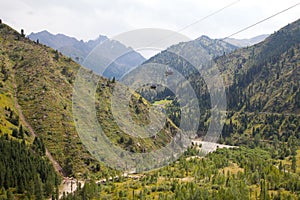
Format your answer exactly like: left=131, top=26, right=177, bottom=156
left=0, top=16, right=299, bottom=199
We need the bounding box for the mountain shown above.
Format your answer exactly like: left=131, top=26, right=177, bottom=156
left=0, top=20, right=179, bottom=179
left=1, top=18, right=300, bottom=200
left=28, top=31, right=146, bottom=79
left=89, top=21, right=300, bottom=198
left=140, top=35, right=239, bottom=133
left=223, top=34, right=269, bottom=47
left=219, top=22, right=299, bottom=114
left=142, top=19, right=300, bottom=145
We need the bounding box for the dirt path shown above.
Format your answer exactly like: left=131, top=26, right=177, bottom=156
left=13, top=87, right=36, bottom=137
left=13, top=82, right=65, bottom=175
left=12, top=81, right=81, bottom=199
left=243, top=111, right=299, bottom=116
left=58, top=178, right=85, bottom=199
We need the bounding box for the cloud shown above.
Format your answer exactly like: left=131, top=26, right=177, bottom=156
left=1, top=0, right=300, bottom=41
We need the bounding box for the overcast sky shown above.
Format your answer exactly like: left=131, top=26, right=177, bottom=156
left=1, top=0, right=300, bottom=41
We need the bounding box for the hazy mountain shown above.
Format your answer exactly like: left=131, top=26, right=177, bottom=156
left=136, top=35, right=239, bottom=137
left=144, top=35, right=239, bottom=81
left=223, top=34, right=269, bottom=47
left=28, top=31, right=146, bottom=79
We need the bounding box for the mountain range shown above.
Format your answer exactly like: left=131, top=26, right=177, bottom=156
left=28, top=31, right=268, bottom=80
left=28, top=30, right=146, bottom=79
left=0, top=17, right=299, bottom=199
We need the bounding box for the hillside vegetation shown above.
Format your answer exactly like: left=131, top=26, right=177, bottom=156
left=0, top=18, right=299, bottom=199
left=143, top=19, right=300, bottom=145
left=0, top=22, right=179, bottom=179
left=60, top=18, right=300, bottom=200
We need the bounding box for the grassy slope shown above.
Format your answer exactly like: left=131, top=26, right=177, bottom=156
left=0, top=23, right=91, bottom=176
left=0, top=24, right=32, bottom=142
left=96, top=85, right=177, bottom=153
left=0, top=22, right=179, bottom=178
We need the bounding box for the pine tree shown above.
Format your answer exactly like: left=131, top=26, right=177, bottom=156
left=111, top=76, right=116, bottom=83
left=21, top=29, right=25, bottom=37
left=19, top=125, right=24, bottom=139
left=12, top=128, right=18, bottom=138
left=34, top=175, right=44, bottom=200
left=291, top=156, right=296, bottom=173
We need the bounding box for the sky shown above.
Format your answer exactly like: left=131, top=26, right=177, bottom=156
left=1, top=0, right=300, bottom=42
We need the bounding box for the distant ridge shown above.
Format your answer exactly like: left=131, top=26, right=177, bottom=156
left=28, top=31, right=146, bottom=79
left=223, top=34, right=269, bottom=47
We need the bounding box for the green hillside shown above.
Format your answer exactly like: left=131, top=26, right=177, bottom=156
left=62, top=146, right=300, bottom=199
left=0, top=22, right=178, bottom=180
left=220, top=20, right=300, bottom=114
left=218, top=20, right=300, bottom=146
left=0, top=22, right=95, bottom=177
left=0, top=23, right=60, bottom=197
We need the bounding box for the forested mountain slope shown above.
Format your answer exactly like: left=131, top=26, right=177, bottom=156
left=218, top=19, right=300, bottom=146
left=138, top=19, right=300, bottom=151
